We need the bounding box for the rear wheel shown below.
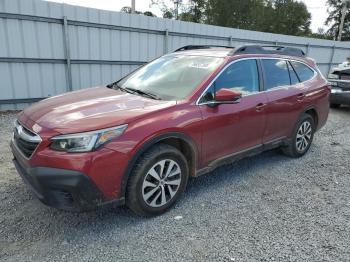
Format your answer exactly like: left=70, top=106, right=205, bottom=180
left=281, top=114, right=315, bottom=158
left=126, top=144, right=189, bottom=217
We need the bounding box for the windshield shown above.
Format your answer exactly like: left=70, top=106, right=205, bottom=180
left=116, top=55, right=223, bottom=100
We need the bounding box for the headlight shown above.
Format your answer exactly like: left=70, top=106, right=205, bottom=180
left=50, top=124, right=128, bottom=152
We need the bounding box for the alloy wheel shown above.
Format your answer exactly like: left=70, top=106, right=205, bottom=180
left=296, top=121, right=312, bottom=153
left=142, top=159, right=182, bottom=208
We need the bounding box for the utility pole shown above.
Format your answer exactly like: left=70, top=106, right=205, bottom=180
left=174, top=0, right=182, bottom=20
left=337, top=0, right=350, bottom=41
left=131, top=0, right=136, bottom=14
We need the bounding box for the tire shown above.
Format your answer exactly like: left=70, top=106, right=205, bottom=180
left=281, top=114, right=315, bottom=158
left=330, top=103, right=341, bottom=108
left=126, top=144, right=189, bottom=217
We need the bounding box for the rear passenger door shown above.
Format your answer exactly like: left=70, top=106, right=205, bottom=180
left=261, top=58, right=307, bottom=142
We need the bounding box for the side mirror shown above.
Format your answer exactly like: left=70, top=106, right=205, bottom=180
left=215, top=88, right=242, bottom=103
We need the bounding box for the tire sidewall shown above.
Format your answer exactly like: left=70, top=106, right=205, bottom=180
left=291, top=114, right=315, bottom=157
left=131, top=147, right=189, bottom=216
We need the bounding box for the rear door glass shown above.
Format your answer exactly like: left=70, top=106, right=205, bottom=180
left=261, top=59, right=290, bottom=90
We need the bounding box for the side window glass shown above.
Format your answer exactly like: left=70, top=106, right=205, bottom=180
left=288, top=61, right=300, bottom=85
left=200, top=85, right=214, bottom=103
left=261, top=59, right=290, bottom=90
left=290, top=61, right=315, bottom=82
left=214, top=59, right=259, bottom=96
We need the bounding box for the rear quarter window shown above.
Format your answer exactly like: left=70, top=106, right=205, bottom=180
left=290, top=61, right=315, bottom=82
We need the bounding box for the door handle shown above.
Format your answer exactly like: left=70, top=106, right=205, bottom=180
left=256, top=103, right=266, bottom=111
left=297, top=93, right=305, bottom=101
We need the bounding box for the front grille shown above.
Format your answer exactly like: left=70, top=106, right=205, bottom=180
left=13, top=121, right=41, bottom=158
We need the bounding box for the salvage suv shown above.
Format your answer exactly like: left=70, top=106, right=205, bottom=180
left=11, top=45, right=330, bottom=216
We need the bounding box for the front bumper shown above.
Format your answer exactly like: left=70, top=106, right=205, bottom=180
left=12, top=156, right=125, bottom=211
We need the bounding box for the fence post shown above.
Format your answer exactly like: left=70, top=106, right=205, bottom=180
left=164, top=29, right=169, bottom=54
left=63, top=16, right=73, bottom=91
left=305, top=43, right=310, bottom=56
left=328, top=44, right=336, bottom=76
left=229, top=36, right=233, bottom=47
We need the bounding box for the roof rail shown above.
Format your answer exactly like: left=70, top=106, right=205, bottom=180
left=174, top=45, right=234, bottom=52
left=231, top=45, right=305, bottom=57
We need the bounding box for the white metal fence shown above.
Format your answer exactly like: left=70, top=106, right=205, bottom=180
left=1, top=0, right=350, bottom=110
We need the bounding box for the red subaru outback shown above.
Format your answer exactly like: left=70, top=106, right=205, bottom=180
left=11, top=45, right=330, bottom=216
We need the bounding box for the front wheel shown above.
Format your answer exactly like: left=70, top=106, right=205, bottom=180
left=281, top=114, right=315, bottom=158
left=126, top=144, right=189, bottom=217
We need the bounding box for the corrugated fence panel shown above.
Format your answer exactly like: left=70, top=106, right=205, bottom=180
left=0, top=0, right=350, bottom=110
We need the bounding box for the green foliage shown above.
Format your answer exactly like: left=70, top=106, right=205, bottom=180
left=151, top=0, right=178, bottom=19
left=120, top=6, right=156, bottom=17
left=325, top=0, right=350, bottom=40
left=308, top=27, right=333, bottom=40
left=154, top=0, right=312, bottom=37
left=269, top=0, right=311, bottom=36
left=178, top=0, right=312, bottom=36
left=163, top=11, right=174, bottom=19
left=143, top=11, right=157, bottom=17
left=179, top=0, right=207, bottom=23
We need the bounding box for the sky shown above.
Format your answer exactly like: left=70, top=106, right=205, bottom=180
left=45, top=0, right=329, bottom=33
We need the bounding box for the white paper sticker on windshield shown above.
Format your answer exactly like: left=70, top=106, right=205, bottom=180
left=189, top=63, right=210, bottom=69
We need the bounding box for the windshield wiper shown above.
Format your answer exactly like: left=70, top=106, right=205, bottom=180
left=107, top=83, right=161, bottom=100
left=125, top=87, right=162, bottom=100
left=106, top=81, right=119, bottom=89
left=107, top=82, right=135, bottom=94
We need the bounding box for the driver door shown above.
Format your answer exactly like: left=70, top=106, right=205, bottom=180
left=198, top=59, right=268, bottom=165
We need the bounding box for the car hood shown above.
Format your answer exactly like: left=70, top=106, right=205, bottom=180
left=22, top=86, right=176, bottom=134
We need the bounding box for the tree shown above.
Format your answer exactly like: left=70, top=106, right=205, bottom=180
left=120, top=6, right=156, bottom=17
left=309, top=27, right=332, bottom=40
left=325, top=0, right=350, bottom=40
left=154, top=0, right=312, bottom=37
left=143, top=11, right=157, bottom=17
left=204, top=0, right=268, bottom=30
left=151, top=0, right=176, bottom=19
left=163, top=10, right=174, bottom=19
left=269, top=0, right=311, bottom=36
left=121, top=6, right=134, bottom=13
left=179, top=0, right=207, bottom=23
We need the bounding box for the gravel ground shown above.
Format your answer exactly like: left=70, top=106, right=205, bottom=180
left=1, top=108, right=350, bottom=262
